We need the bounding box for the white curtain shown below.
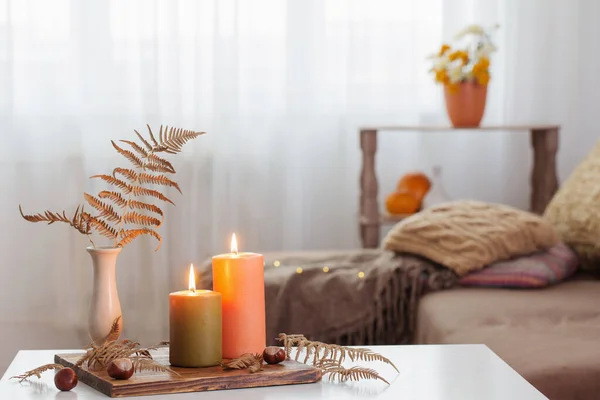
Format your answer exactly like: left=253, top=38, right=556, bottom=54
left=0, top=0, right=594, bottom=371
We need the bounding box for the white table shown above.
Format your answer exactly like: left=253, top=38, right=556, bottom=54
left=0, top=345, right=547, bottom=399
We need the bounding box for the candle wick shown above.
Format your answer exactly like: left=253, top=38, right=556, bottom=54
left=191, top=288, right=196, bottom=293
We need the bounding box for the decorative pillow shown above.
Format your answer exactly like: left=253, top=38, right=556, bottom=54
left=544, top=141, right=600, bottom=273
left=382, top=200, right=559, bottom=276
left=459, top=243, right=579, bottom=288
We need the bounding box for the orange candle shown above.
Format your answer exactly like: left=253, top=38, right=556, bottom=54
left=212, top=233, right=266, bottom=358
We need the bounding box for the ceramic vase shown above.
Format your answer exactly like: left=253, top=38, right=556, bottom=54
left=87, top=246, right=123, bottom=344
left=444, top=81, right=487, bottom=127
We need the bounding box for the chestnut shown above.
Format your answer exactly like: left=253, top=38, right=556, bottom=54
left=107, top=358, right=135, bottom=380
left=263, top=346, right=286, bottom=365
left=54, top=367, right=78, bottom=391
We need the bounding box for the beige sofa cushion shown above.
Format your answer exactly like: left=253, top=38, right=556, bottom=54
left=415, top=278, right=600, bottom=400
left=544, top=141, right=600, bottom=272
left=382, top=200, right=559, bottom=276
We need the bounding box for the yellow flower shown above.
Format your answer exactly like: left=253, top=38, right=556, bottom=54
left=472, top=57, right=491, bottom=85
left=475, top=71, right=490, bottom=85
left=448, top=50, right=469, bottom=65
left=478, top=57, right=490, bottom=68
left=435, top=69, right=449, bottom=84
left=447, top=83, right=460, bottom=94
left=439, top=44, right=451, bottom=56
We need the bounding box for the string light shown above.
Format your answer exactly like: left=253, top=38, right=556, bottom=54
left=358, top=271, right=365, bottom=279
left=274, top=260, right=280, bottom=267
left=296, top=267, right=303, bottom=274
left=323, top=266, right=329, bottom=273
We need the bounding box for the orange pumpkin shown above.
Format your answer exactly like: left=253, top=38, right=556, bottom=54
left=385, top=191, right=420, bottom=215
left=397, top=172, right=431, bottom=201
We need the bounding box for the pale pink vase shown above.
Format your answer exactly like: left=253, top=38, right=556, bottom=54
left=444, top=81, right=488, bottom=128
left=87, top=246, right=123, bottom=344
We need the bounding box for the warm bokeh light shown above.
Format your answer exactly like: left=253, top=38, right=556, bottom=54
left=323, top=266, right=329, bottom=273
left=231, top=233, right=238, bottom=254
left=188, top=264, right=196, bottom=292
left=358, top=271, right=365, bottom=279
left=296, top=267, right=303, bottom=274
left=274, top=260, right=280, bottom=267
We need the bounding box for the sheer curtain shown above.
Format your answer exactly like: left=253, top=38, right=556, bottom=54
left=0, top=0, right=592, bottom=371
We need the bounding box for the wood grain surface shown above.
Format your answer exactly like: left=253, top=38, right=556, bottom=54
left=55, top=348, right=322, bottom=398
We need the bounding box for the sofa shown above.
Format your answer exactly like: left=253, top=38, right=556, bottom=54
left=415, top=274, right=600, bottom=399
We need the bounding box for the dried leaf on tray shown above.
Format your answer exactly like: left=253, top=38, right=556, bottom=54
left=222, top=353, right=264, bottom=373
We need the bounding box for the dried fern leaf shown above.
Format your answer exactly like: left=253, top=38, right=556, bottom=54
left=91, top=175, right=132, bottom=194
left=145, top=161, right=175, bottom=174
left=19, top=205, right=91, bottom=234
left=104, top=315, right=122, bottom=343
left=81, top=339, right=144, bottom=370
left=134, top=129, right=152, bottom=151
left=113, top=167, right=138, bottom=182
left=295, top=338, right=308, bottom=361
left=321, top=363, right=389, bottom=385
left=159, top=125, right=166, bottom=144
left=111, top=140, right=144, bottom=169
left=158, top=126, right=205, bottom=153
left=146, top=153, right=176, bottom=174
left=347, top=348, right=399, bottom=373
left=277, top=333, right=306, bottom=359
left=147, top=124, right=159, bottom=147
left=120, top=140, right=149, bottom=158
left=84, top=193, right=120, bottom=222
left=20, top=205, right=70, bottom=225
left=98, top=191, right=127, bottom=208
left=137, top=172, right=182, bottom=194
left=10, top=363, right=64, bottom=383
left=131, top=357, right=180, bottom=375
left=277, top=333, right=393, bottom=369
left=222, top=353, right=263, bottom=373
left=88, top=216, right=119, bottom=239
left=118, top=228, right=162, bottom=250
left=122, top=211, right=161, bottom=227
left=131, top=186, right=175, bottom=205
left=128, top=200, right=164, bottom=217
left=72, top=205, right=93, bottom=234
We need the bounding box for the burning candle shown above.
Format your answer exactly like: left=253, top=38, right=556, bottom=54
left=169, top=264, right=222, bottom=367
left=212, top=233, right=266, bottom=358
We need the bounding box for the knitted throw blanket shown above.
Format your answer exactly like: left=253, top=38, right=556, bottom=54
left=199, top=249, right=456, bottom=346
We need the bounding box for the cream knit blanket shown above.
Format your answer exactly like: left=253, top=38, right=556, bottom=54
left=383, top=201, right=559, bottom=276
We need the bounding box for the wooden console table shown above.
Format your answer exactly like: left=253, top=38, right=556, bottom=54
left=359, top=125, right=560, bottom=248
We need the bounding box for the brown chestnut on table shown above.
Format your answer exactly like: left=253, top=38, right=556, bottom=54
left=54, top=367, right=78, bottom=391
left=263, top=346, right=286, bottom=365
left=107, top=358, right=135, bottom=380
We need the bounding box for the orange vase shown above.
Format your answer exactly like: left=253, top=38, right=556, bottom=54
left=444, top=81, right=487, bottom=128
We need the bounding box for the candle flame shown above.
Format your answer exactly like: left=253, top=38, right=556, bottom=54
left=188, top=264, right=196, bottom=292
left=231, top=233, right=238, bottom=255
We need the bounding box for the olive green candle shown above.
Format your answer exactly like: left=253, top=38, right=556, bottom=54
left=169, top=266, right=222, bottom=367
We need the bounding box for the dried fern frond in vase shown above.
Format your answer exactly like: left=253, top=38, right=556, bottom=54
left=19, top=125, right=205, bottom=250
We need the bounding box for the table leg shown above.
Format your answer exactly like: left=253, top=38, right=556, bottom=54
left=530, top=128, right=559, bottom=214
left=360, top=129, right=379, bottom=248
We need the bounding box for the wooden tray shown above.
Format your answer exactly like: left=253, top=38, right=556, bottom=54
left=55, top=348, right=322, bottom=398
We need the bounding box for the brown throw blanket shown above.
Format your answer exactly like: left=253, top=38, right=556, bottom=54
left=199, top=249, right=456, bottom=346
